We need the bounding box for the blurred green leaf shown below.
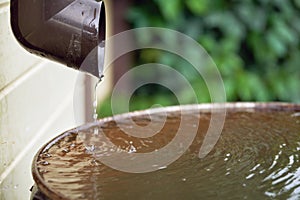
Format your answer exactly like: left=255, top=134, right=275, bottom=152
left=273, top=18, right=298, bottom=45
left=273, top=0, right=294, bottom=19
left=204, top=12, right=245, bottom=38
left=221, top=37, right=240, bottom=53
left=218, top=53, right=243, bottom=76
left=237, top=72, right=252, bottom=100
left=224, top=78, right=237, bottom=101
left=185, top=0, right=209, bottom=15
left=199, top=35, right=216, bottom=52
left=154, top=0, right=182, bottom=21
left=184, top=19, right=203, bottom=39
left=290, top=15, right=300, bottom=33
left=287, top=74, right=300, bottom=102
left=247, top=72, right=270, bottom=101
left=127, top=8, right=149, bottom=27
left=266, top=31, right=287, bottom=57
left=294, top=0, right=300, bottom=8
left=236, top=3, right=266, bottom=32
left=194, top=84, right=211, bottom=103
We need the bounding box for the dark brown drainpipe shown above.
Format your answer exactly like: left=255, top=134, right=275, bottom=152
left=10, top=0, right=106, bottom=78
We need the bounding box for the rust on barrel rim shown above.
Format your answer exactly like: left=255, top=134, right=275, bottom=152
left=32, top=102, right=300, bottom=200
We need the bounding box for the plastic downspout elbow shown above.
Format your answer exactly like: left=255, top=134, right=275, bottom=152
left=10, top=0, right=105, bottom=77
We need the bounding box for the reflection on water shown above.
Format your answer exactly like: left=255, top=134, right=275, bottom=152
left=36, top=110, right=300, bottom=200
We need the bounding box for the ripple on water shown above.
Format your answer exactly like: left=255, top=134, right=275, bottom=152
left=35, top=110, right=300, bottom=200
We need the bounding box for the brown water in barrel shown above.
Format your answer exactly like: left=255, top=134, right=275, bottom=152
left=35, top=110, right=300, bottom=200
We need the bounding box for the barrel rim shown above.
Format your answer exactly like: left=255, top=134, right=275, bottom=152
left=32, top=102, right=300, bottom=199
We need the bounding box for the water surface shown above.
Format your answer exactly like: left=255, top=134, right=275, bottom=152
left=35, top=109, right=300, bottom=200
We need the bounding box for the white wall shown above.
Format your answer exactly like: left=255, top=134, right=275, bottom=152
left=0, top=1, right=112, bottom=199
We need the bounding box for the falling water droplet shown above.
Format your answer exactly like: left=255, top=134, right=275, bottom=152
left=128, top=141, right=137, bottom=153
left=39, top=161, right=49, bottom=166
left=86, top=145, right=95, bottom=153
left=291, top=112, right=300, bottom=117
left=158, top=166, right=167, bottom=170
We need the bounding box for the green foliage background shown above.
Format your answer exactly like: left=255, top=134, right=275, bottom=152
left=99, top=0, right=300, bottom=117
